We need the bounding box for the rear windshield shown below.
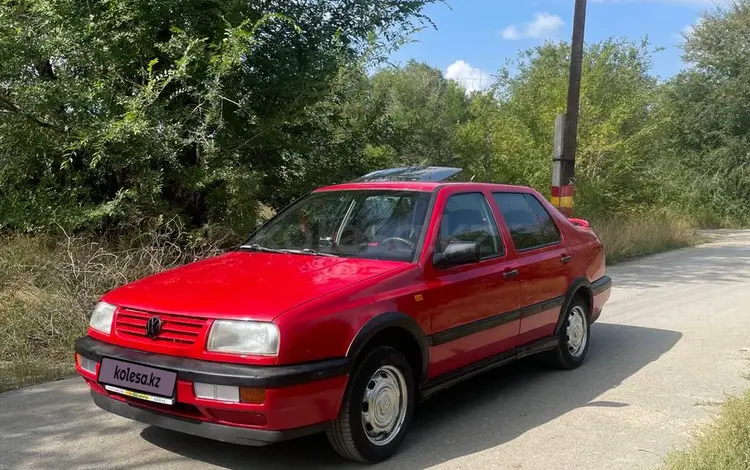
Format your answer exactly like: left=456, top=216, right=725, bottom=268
left=246, top=190, right=432, bottom=261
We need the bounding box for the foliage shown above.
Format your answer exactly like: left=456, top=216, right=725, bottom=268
left=368, top=60, right=469, bottom=167
left=658, top=1, right=750, bottom=224
left=0, top=0, right=435, bottom=234
left=1, top=0, right=750, bottom=235
left=454, top=39, right=668, bottom=220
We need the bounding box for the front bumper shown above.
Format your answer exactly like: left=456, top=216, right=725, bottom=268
left=75, top=336, right=351, bottom=444
left=90, top=391, right=326, bottom=446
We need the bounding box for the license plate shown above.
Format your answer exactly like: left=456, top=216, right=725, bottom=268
left=98, top=357, right=177, bottom=403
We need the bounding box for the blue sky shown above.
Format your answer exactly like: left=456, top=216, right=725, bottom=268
left=389, top=0, right=725, bottom=92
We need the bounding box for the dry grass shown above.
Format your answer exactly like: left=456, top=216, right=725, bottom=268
left=592, top=214, right=701, bottom=264
left=664, top=390, right=750, bottom=470
left=0, top=221, right=228, bottom=393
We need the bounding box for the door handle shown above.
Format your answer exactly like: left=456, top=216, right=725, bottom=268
left=503, top=269, right=519, bottom=279
left=560, top=255, right=572, bottom=264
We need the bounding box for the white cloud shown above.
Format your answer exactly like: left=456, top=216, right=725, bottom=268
left=445, top=60, right=492, bottom=94
left=673, top=17, right=703, bottom=41
left=500, top=13, right=564, bottom=41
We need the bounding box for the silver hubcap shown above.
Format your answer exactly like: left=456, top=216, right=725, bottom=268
left=566, top=306, right=588, bottom=358
left=361, top=365, right=408, bottom=446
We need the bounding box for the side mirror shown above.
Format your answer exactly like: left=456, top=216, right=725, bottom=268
left=433, top=241, right=481, bottom=269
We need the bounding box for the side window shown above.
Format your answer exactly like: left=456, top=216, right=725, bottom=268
left=493, top=193, right=559, bottom=251
left=524, top=194, right=561, bottom=244
left=436, top=193, right=503, bottom=258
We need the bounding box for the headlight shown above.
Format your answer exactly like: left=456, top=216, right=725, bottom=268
left=207, top=321, right=280, bottom=355
left=89, top=301, right=116, bottom=334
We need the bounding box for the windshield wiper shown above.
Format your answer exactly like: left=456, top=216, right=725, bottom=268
left=239, top=244, right=287, bottom=254
left=240, top=245, right=338, bottom=257
left=285, top=248, right=339, bottom=258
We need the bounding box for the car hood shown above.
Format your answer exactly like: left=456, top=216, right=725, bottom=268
left=103, top=252, right=405, bottom=320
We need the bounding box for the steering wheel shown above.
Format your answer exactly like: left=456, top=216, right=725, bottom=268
left=380, top=237, right=415, bottom=249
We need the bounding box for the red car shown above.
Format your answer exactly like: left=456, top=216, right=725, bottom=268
left=75, top=167, right=611, bottom=463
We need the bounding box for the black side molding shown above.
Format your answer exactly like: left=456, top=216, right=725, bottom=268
left=430, top=310, right=521, bottom=347
left=75, top=336, right=352, bottom=388
left=429, top=296, right=564, bottom=347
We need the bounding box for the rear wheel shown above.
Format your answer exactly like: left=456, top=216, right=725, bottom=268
left=326, top=346, right=414, bottom=463
left=547, top=297, right=590, bottom=369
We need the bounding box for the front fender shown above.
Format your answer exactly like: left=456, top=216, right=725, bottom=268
left=346, top=311, right=430, bottom=382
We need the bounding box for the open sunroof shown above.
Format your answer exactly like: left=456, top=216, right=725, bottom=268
left=353, top=166, right=463, bottom=183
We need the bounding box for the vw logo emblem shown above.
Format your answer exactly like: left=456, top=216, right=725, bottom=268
left=145, top=316, right=162, bottom=338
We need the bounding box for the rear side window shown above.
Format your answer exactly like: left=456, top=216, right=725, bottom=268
left=524, top=194, right=561, bottom=245
left=493, top=193, right=561, bottom=251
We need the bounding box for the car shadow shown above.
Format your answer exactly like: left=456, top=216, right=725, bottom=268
left=140, top=322, right=681, bottom=469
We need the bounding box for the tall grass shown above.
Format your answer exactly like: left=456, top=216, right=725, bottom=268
left=664, top=390, right=750, bottom=470
left=592, top=213, right=700, bottom=264
left=0, top=222, right=228, bottom=392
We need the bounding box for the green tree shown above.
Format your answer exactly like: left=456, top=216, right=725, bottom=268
left=0, top=0, right=435, bottom=233
left=369, top=60, right=469, bottom=166
left=454, top=39, right=666, bottom=218
left=661, top=1, right=750, bottom=223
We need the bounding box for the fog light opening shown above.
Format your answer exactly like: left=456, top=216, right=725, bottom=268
left=193, top=383, right=240, bottom=403
left=76, top=354, right=98, bottom=375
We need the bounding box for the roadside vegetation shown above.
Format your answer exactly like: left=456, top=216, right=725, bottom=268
left=593, top=215, right=699, bottom=265
left=664, top=389, right=750, bottom=470
left=0, top=1, right=748, bottom=392
left=0, top=224, right=226, bottom=392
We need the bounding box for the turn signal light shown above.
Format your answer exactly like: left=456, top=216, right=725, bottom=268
left=240, top=387, right=266, bottom=404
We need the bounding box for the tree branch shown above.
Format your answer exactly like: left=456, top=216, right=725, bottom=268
left=0, top=94, right=66, bottom=133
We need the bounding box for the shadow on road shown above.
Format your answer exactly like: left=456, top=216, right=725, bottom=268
left=612, top=242, right=750, bottom=290
left=137, top=323, right=681, bottom=469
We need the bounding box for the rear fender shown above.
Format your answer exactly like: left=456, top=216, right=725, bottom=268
left=554, top=277, right=594, bottom=335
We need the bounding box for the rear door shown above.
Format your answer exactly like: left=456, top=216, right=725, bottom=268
left=421, top=189, right=521, bottom=379
left=492, top=192, right=570, bottom=346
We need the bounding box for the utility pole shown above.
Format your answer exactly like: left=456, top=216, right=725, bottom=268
left=551, top=0, right=587, bottom=216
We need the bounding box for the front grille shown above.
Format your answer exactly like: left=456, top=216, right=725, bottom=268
left=116, top=307, right=206, bottom=346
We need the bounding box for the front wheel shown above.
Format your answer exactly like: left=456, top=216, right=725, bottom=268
left=547, top=297, right=590, bottom=369
left=326, top=346, right=415, bottom=463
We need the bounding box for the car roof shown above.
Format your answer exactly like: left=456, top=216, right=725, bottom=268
left=314, top=181, right=534, bottom=193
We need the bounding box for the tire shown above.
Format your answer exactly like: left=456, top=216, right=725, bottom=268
left=547, top=297, right=591, bottom=369
left=326, top=346, right=415, bottom=463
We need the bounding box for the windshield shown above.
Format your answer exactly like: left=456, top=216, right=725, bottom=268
left=246, top=190, right=433, bottom=261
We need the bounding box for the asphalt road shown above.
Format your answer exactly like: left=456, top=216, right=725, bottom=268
left=3, top=230, right=750, bottom=470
